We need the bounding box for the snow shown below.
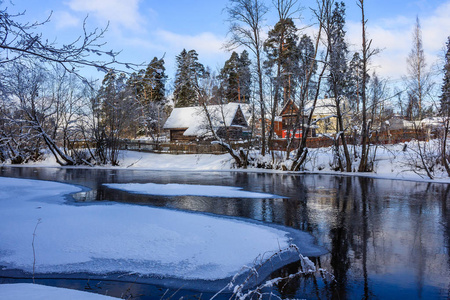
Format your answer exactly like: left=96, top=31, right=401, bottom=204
left=0, top=177, right=322, bottom=285
left=11, top=139, right=450, bottom=183
left=104, top=183, right=283, bottom=198
left=163, top=103, right=250, bottom=137
left=0, top=283, right=118, bottom=300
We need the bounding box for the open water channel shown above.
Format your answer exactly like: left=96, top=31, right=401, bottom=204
left=0, top=166, right=449, bottom=299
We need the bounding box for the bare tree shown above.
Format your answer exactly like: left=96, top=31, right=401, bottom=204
left=196, top=73, right=250, bottom=168
left=0, top=2, right=141, bottom=78
left=357, top=0, right=379, bottom=172
left=225, top=0, right=268, bottom=156
left=1, top=61, right=77, bottom=165
left=290, top=0, right=328, bottom=171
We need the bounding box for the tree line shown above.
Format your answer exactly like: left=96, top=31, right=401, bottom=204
left=1, top=0, right=449, bottom=177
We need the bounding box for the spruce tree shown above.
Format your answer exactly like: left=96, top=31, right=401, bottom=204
left=441, top=36, right=450, bottom=176
left=173, top=49, right=206, bottom=107
left=325, top=0, right=352, bottom=172
left=327, top=1, right=349, bottom=98
left=238, top=50, right=252, bottom=103
left=441, top=37, right=450, bottom=117
left=220, top=50, right=252, bottom=103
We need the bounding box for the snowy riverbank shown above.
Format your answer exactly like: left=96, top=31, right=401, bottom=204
left=13, top=141, right=450, bottom=184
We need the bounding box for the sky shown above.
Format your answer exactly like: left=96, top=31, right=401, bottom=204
left=3, top=0, right=450, bottom=91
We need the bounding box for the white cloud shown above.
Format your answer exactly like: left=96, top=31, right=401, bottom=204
left=66, top=0, right=144, bottom=31
left=155, top=30, right=226, bottom=55
left=53, top=11, right=80, bottom=29
left=345, top=1, right=450, bottom=79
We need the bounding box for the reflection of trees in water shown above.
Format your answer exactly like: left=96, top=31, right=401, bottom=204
left=1, top=167, right=450, bottom=298
left=441, top=184, right=450, bottom=298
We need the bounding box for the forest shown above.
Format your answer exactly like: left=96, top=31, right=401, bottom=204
left=1, top=0, right=450, bottom=179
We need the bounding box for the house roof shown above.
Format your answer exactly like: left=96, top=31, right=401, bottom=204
left=279, top=98, right=347, bottom=117
left=164, top=103, right=251, bottom=137
left=309, top=98, right=339, bottom=115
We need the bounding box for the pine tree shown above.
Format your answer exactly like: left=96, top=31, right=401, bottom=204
left=127, top=58, right=167, bottom=136
left=220, top=51, right=240, bottom=103
left=297, top=34, right=317, bottom=99
left=144, top=57, right=167, bottom=104
left=97, top=71, right=137, bottom=165
left=347, top=52, right=366, bottom=113
left=220, top=50, right=252, bottom=103
left=173, top=49, right=206, bottom=107
left=264, top=17, right=299, bottom=105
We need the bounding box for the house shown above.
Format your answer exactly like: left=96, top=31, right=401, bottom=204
left=277, top=97, right=351, bottom=138
left=163, top=103, right=251, bottom=142
left=309, top=97, right=351, bottom=135
left=277, top=100, right=311, bottom=138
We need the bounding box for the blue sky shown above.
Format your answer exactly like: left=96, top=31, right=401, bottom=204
left=4, top=0, right=450, bottom=87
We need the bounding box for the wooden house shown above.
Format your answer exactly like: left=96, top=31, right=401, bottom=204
left=163, top=103, right=251, bottom=142
left=277, top=97, right=351, bottom=138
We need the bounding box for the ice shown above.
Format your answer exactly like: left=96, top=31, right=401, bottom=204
left=104, top=182, right=284, bottom=198
left=0, top=177, right=323, bottom=286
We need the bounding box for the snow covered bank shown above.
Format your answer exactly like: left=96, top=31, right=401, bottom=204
left=0, top=283, right=118, bottom=300
left=12, top=141, right=450, bottom=183
left=0, top=177, right=323, bottom=291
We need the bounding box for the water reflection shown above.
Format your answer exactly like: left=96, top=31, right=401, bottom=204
left=0, top=166, right=449, bottom=299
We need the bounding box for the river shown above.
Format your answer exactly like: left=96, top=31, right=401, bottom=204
left=0, top=166, right=449, bottom=299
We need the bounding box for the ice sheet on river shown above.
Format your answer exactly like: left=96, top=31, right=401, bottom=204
left=0, top=177, right=324, bottom=289
left=104, top=182, right=284, bottom=198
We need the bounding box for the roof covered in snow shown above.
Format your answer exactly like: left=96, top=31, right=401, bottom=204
left=164, top=103, right=251, bottom=137
left=305, top=97, right=350, bottom=116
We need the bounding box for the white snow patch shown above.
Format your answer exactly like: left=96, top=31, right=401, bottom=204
left=104, top=183, right=283, bottom=198
left=0, top=283, right=118, bottom=300
left=0, top=177, right=318, bottom=282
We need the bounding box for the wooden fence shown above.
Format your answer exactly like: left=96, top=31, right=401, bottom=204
left=270, top=129, right=430, bottom=151
left=70, top=129, right=431, bottom=155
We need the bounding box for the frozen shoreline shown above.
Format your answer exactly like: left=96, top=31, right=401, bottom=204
left=3, top=143, right=450, bottom=184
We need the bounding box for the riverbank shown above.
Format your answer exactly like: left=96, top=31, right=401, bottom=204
left=11, top=141, right=450, bottom=184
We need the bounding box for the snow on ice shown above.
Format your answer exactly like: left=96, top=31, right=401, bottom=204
left=0, top=283, right=119, bottom=300
left=104, top=182, right=284, bottom=198
left=0, top=177, right=322, bottom=284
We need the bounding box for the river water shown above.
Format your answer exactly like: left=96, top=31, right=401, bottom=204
left=0, top=166, right=449, bottom=299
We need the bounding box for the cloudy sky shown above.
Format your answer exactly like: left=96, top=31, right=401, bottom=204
left=5, top=0, right=450, bottom=89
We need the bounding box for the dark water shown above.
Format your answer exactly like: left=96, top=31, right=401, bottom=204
left=0, top=166, right=449, bottom=299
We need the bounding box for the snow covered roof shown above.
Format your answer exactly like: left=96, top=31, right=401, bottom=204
left=164, top=103, right=251, bottom=137
left=312, top=97, right=338, bottom=115
left=420, top=117, right=445, bottom=127
left=306, top=97, right=350, bottom=116
left=281, top=97, right=350, bottom=117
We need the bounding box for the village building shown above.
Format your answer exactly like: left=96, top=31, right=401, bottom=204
left=163, top=103, right=251, bottom=142
left=276, top=97, right=351, bottom=138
